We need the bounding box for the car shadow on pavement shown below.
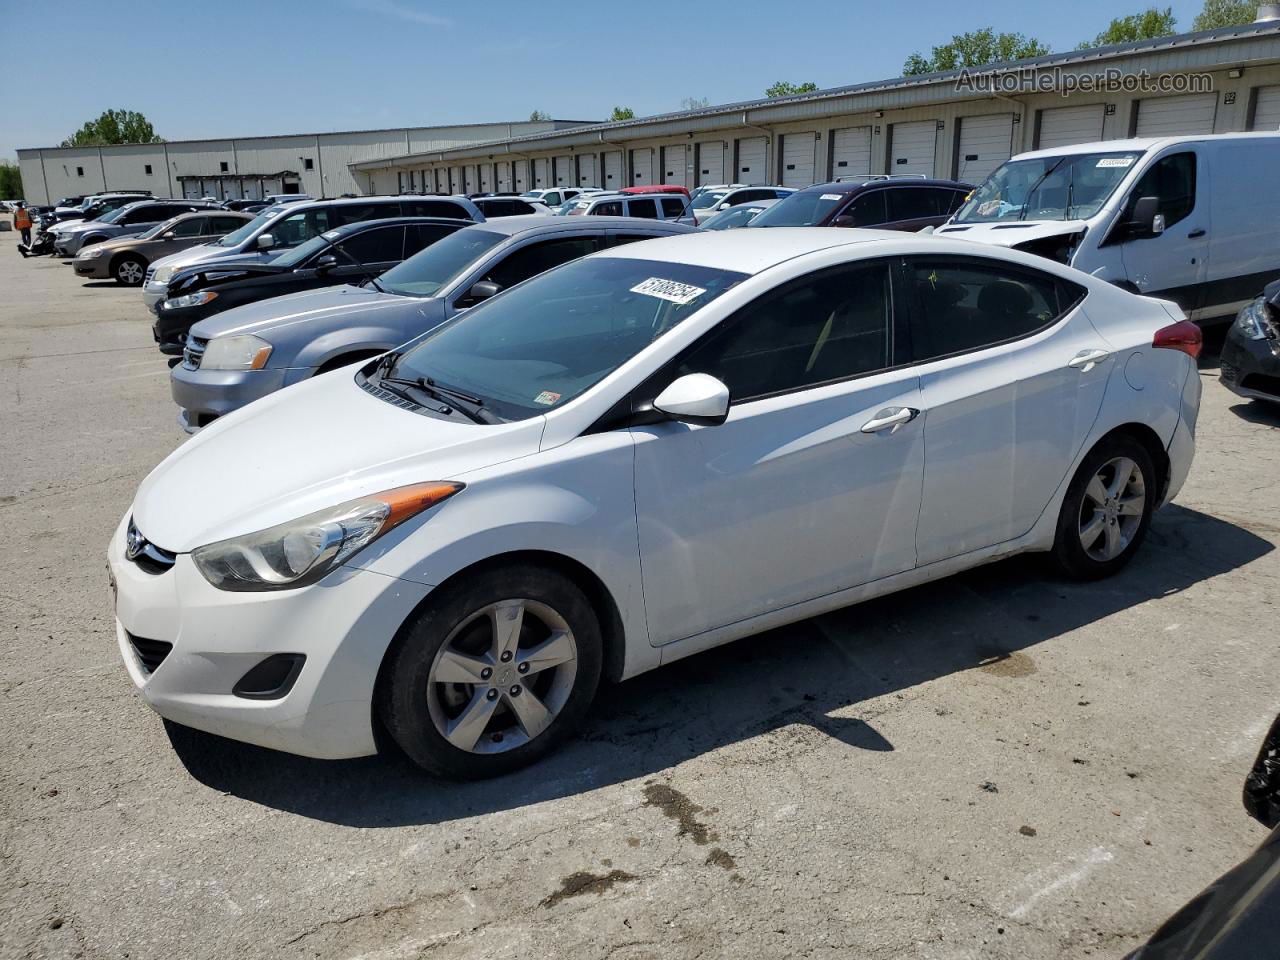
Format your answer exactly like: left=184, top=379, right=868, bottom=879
left=1229, top=401, right=1280, bottom=428
left=78, top=281, right=118, bottom=289
left=166, top=503, right=1272, bottom=827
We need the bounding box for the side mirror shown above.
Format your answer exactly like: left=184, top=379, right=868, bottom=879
left=162, top=230, right=176, bottom=240
left=652, top=373, right=730, bottom=426
left=832, top=214, right=856, bottom=228
left=314, top=254, right=338, bottom=272
left=256, top=233, right=275, bottom=250
left=467, top=280, right=502, bottom=302
left=1129, top=196, right=1160, bottom=236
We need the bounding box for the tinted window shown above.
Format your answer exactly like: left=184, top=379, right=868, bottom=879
left=751, top=189, right=849, bottom=227
left=405, top=223, right=461, bottom=257
left=269, top=209, right=334, bottom=247
left=611, top=233, right=664, bottom=246
left=478, top=236, right=605, bottom=293
left=905, top=258, right=1076, bottom=360
left=1124, top=151, right=1196, bottom=229
left=121, top=205, right=164, bottom=224
left=402, top=199, right=470, bottom=219
left=378, top=228, right=506, bottom=297
left=844, top=191, right=887, bottom=226
left=886, top=188, right=944, bottom=222
left=627, top=198, right=659, bottom=219
left=328, top=202, right=399, bottom=228
left=591, top=201, right=624, bottom=217
left=169, top=217, right=207, bottom=238
left=544, top=192, right=563, bottom=205
left=674, top=261, right=893, bottom=401
left=339, top=225, right=405, bottom=263
left=210, top=216, right=248, bottom=234
left=660, top=197, right=686, bottom=218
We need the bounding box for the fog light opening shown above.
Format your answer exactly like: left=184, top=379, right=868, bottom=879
left=232, top=653, right=306, bottom=700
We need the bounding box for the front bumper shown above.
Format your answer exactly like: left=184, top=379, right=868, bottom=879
left=170, top=363, right=288, bottom=430
left=107, top=513, right=432, bottom=759
left=152, top=307, right=212, bottom=355
left=73, top=257, right=110, bottom=279
left=143, top=281, right=169, bottom=311
left=1220, top=332, right=1280, bottom=403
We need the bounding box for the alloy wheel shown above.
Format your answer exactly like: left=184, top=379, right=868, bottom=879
left=117, top=260, right=144, bottom=285
left=1078, top=456, right=1146, bottom=562
left=425, top=599, right=578, bottom=754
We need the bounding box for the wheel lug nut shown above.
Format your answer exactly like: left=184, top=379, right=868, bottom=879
left=486, top=689, right=498, bottom=701
left=517, top=662, right=529, bottom=674
left=510, top=685, right=521, bottom=696
left=480, top=668, right=492, bottom=680
left=500, top=651, right=513, bottom=663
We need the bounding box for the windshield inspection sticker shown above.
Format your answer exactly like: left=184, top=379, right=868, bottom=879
left=534, top=390, right=561, bottom=406
left=630, top=277, right=707, bottom=305
left=820, top=193, right=843, bottom=201
left=1096, top=157, right=1136, bottom=168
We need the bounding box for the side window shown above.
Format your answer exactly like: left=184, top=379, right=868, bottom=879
left=210, top=216, right=247, bottom=234
left=627, top=198, right=659, bottom=219
left=843, top=191, right=887, bottom=226
left=481, top=236, right=605, bottom=290
left=337, top=226, right=405, bottom=263
left=405, top=223, right=458, bottom=256
left=673, top=261, right=893, bottom=402
left=402, top=199, right=466, bottom=219
left=169, top=217, right=207, bottom=238
left=886, top=188, right=942, bottom=222
left=1124, top=152, right=1196, bottom=230
left=508, top=199, right=537, bottom=215
left=327, top=202, right=395, bottom=227
left=905, top=258, right=1075, bottom=361
left=660, top=197, right=686, bottom=218
left=270, top=209, right=333, bottom=247
left=122, top=206, right=158, bottom=224
left=610, top=232, right=661, bottom=247
left=592, top=201, right=624, bottom=217
left=946, top=190, right=968, bottom=214
left=544, top=192, right=562, bottom=206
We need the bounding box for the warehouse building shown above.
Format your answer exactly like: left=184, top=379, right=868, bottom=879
left=15, top=118, right=595, bottom=205
left=351, top=15, right=1280, bottom=195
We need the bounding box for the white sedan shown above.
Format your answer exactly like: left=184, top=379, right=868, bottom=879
left=109, top=229, right=1202, bottom=778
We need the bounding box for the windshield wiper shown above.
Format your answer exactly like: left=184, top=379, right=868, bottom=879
left=1019, top=158, right=1066, bottom=221
left=328, top=240, right=387, bottom=293
left=378, top=374, right=499, bottom=424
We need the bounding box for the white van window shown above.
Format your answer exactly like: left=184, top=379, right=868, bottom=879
left=1121, top=152, right=1196, bottom=230
left=953, top=151, right=1143, bottom=224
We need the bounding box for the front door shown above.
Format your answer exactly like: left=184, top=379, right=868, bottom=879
left=632, top=259, right=924, bottom=646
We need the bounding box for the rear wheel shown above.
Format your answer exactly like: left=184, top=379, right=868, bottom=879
left=378, top=565, right=602, bottom=779
left=113, top=254, right=147, bottom=286
left=1049, top=435, right=1155, bottom=580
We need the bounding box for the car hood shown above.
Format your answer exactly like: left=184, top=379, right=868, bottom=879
left=152, top=243, right=242, bottom=273
left=59, top=220, right=117, bottom=235
left=133, top=370, right=545, bottom=551
left=83, top=234, right=148, bottom=254
left=190, top=285, right=434, bottom=342
left=932, top=219, right=1090, bottom=247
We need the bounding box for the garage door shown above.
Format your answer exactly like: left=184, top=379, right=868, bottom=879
left=554, top=155, right=573, bottom=186
left=575, top=153, right=597, bottom=187
left=603, top=151, right=623, bottom=188
left=661, top=144, right=687, bottom=186
left=1037, top=104, right=1105, bottom=150
left=956, top=113, right=1014, bottom=184
left=480, top=164, right=493, bottom=191
left=697, top=141, right=725, bottom=184
left=631, top=148, right=654, bottom=185
left=1135, top=93, right=1218, bottom=137
left=450, top=167, right=463, bottom=193
left=496, top=162, right=512, bottom=192
left=830, top=126, right=872, bottom=179
left=533, top=158, right=549, bottom=187
left=1252, top=85, right=1280, bottom=129
left=888, top=121, right=937, bottom=176
left=780, top=131, right=818, bottom=187
left=736, top=137, right=766, bottom=182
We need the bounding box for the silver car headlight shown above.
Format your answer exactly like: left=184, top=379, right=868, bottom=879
left=162, top=290, right=218, bottom=311
left=197, top=334, right=271, bottom=371
left=1234, top=296, right=1278, bottom=341
left=192, top=482, right=464, bottom=591
left=152, top=265, right=176, bottom=284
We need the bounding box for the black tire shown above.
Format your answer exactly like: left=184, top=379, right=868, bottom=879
left=112, top=253, right=147, bottom=286
left=378, top=564, right=602, bottom=779
left=1049, top=434, right=1156, bottom=580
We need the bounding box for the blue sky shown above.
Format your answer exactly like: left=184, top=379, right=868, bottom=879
left=1, top=0, right=1213, bottom=161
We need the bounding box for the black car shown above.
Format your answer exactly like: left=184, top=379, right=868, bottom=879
left=1219, top=278, right=1280, bottom=406
left=152, top=216, right=470, bottom=355
left=471, top=195, right=548, bottom=218
left=750, top=176, right=972, bottom=232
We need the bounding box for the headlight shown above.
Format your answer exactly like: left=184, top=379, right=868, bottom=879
left=76, top=246, right=104, bottom=259
left=192, top=482, right=464, bottom=591
left=152, top=265, right=175, bottom=283
left=162, top=290, right=217, bottom=311
left=198, top=334, right=272, bottom=370
left=1234, top=296, right=1278, bottom=341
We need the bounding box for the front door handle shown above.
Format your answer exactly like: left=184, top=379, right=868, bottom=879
left=860, top=406, right=920, bottom=434
left=1187, top=228, right=1206, bottom=239
left=1068, top=349, right=1111, bottom=373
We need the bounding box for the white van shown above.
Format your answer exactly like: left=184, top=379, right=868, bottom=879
left=935, top=133, right=1280, bottom=323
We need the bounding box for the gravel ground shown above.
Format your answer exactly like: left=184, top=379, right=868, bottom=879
left=2, top=249, right=1278, bottom=960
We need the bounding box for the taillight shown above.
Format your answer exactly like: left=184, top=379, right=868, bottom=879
left=1152, top=320, right=1202, bottom=359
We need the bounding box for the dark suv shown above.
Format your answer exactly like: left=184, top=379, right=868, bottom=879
left=750, top=177, right=972, bottom=231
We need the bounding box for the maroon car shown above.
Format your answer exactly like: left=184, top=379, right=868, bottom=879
left=750, top=177, right=972, bottom=231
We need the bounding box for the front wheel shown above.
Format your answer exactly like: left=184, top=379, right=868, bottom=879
left=113, top=254, right=147, bottom=286
left=378, top=565, right=602, bottom=779
left=1049, top=435, right=1156, bottom=580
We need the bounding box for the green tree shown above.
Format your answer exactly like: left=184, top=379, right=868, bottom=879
left=609, top=106, right=636, bottom=120
left=1192, top=0, right=1256, bottom=31
left=60, top=109, right=162, bottom=147
left=0, top=161, right=23, bottom=201
left=680, top=96, right=710, bottom=110
left=528, top=110, right=551, bottom=121
left=902, top=28, right=1051, bottom=75
left=1081, top=7, right=1178, bottom=47
left=765, top=81, right=819, bottom=98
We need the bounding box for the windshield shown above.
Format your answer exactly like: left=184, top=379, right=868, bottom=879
left=390, top=257, right=746, bottom=420
left=270, top=230, right=336, bottom=268
left=691, top=192, right=727, bottom=209
left=751, top=190, right=846, bottom=227
left=520, top=191, right=541, bottom=198
left=377, top=228, right=506, bottom=297
left=216, top=205, right=285, bottom=247
left=96, top=206, right=132, bottom=224
left=703, top=206, right=762, bottom=230
left=953, top=151, right=1143, bottom=223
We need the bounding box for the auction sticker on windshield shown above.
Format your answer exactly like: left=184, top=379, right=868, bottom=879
left=820, top=193, right=843, bottom=200
left=1096, top=157, right=1135, bottom=168
left=534, top=390, right=561, bottom=406
left=630, top=277, right=707, bottom=305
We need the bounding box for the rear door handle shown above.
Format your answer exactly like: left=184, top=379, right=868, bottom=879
left=860, top=406, right=920, bottom=434
left=1187, top=228, right=1206, bottom=239
left=1068, top=349, right=1111, bottom=373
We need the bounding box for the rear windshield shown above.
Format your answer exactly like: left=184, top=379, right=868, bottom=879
left=751, top=190, right=847, bottom=227
left=376, top=228, right=506, bottom=297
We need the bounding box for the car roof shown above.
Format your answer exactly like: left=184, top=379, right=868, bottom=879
left=322, top=216, right=473, bottom=234
left=584, top=192, right=687, bottom=202
left=794, top=177, right=971, bottom=195
left=599, top=226, right=914, bottom=274
left=461, top=214, right=694, bottom=238
left=1013, top=131, right=1280, bottom=162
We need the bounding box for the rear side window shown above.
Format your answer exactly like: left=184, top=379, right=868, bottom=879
left=270, top=209, right=334, bottom=247
left=886, top=188, right=944, bottom=222
left=1123, top=151, right=1196, bottom=229
left=328, top=202, right=399, bottom=228
left=339, top=225, right=405, bottom=263
left=405, top=223, right=461, bottom=256
left=170, top=217, right=207, bottom=238
left=209, top=216, right=247, bottom=233
left=627, top=198, right=659, bottom=219
left=904, top=257, right=1083, bottom=361
left=660, top=197, right=686, bottom=218
left=402, top=199, right=470, bottom=219
left=844, top=191, right=887, bottom=226
left=479, top=236, right=606, bottom=291
left=591, top=201, right=623, bottom=217
left=673, top=260, right=893, bottom=402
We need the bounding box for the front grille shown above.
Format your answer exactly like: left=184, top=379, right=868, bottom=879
left=125, top=517, right=177, bottom=575
left=182, top=336, right=207, bottom=371
left=127, top=632, right=173, bottom=675
left=144, top=266, right=155, bottom=284
left=1220, top=361, right=1239, bottom=383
